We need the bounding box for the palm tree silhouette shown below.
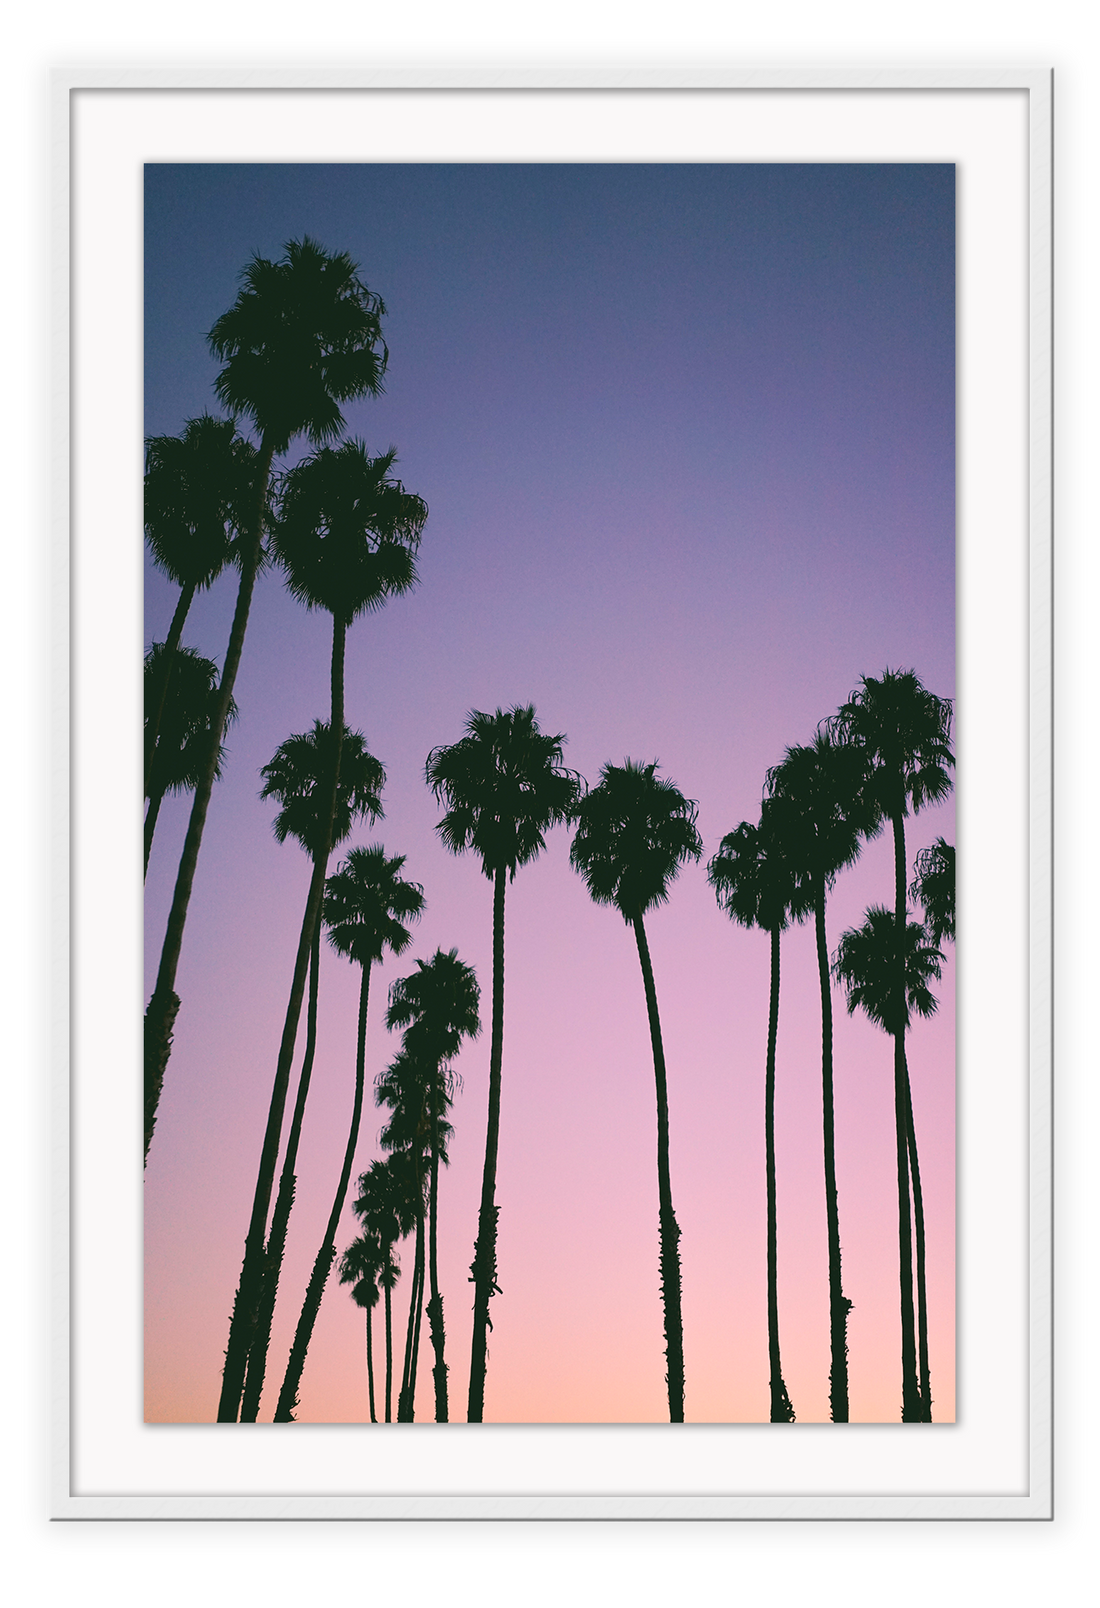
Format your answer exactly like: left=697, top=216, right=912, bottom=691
left=143, top=642, right=237, bottom=879
left=910, top=837, right=955, bottom=948
left=833, top=907, right=944, bottom=1422
left=352, top=1157, right=412, bottom=1423
left=272, top=847, right=425, bottom=1423
left=146, top=239, right=389, bottom=1162
left=832, top=670, right=953, bottom=1422
left=386, top=949, right=481, bottom=1421
left=426, top=705, right=581, bottom=1422
left=707, top=796, right=807, bottom=1423
left=143, top=415, right=256, bottom=780
left=223, top=723, right=385, bottom=1423
left=570, top=759, right=702, bottom=1423
left=766, top=730, right=870, bottom=1423
left=338, top=1230, right=384, bottom=1421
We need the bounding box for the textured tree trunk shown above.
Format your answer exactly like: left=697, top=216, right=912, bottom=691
left=239, top=924, right=322, bottom=1422
left=143, top=787, right=166, bottom=880
left=467, top=864, right=506, bottom=1422
left=814, top=878, right=850, bottom=1423
left=765, top=925, right=795, bottom=1423
left=633, top=913, right=685, bottom=1423
left=274, top=956, right=370, bottom=1422
left=427, top=1076, right=449, bottom=1422
left=904, top=1050, right=932, bottom=1421
left=892, top=812, right=921, bottom=1423
left=145, top=439, right=274, bottom=1164
left=218, top=612, right=347, bottom=1421
left=398, top=1196, right=426, bottom=1421
left=366, top=1303, right=377, bottom=1424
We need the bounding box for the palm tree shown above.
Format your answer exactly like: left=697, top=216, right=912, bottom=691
left=707, top=796, right=807, bottom=1423
left=426, top=705, right=581, bottom=1422
left=217, top=726, right=384, bottom=1421
left=832, top=670, right=954, bottom=1422
left=766, top=730, right=870, bottom=1423
left=272, top=848, right=425, bottom=1423
left=570, top=759, right=702, bottom=1423
left=144, top=643, right=237, bottom=879
left=833, top=907, right=944, bottom=1421
left=373, top=1050, right=437, bottom=1422
left=385, top=949, right=481, bottom=1421
left=143, top=415, right=256, bottom=777
left=146, top=239, right=389, bottom=1160
left=910, top=838, right=955, bottom=948
left=352, top=1158, right=412, bottom=1423
left=338, top=1230, right=384, bottom=1421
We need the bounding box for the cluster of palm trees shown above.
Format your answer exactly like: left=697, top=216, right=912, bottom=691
left=709, top=675, right=954, bottom=1423
left=145, top=236, right=954, bottom=1426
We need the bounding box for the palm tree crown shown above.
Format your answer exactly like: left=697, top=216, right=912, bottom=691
left=707, top=795, right=810, bottom=936
left=831, top=668, right=954, bottom=829
left=833, top=907, right=944, bottom=1035
left=426, top=705, right=582, bottom=879
left=764, top=729, right=871, bottom=885
left=909, top=837, right=956, bottom=947
left=272, top=440, right=427, bottom=625
left=144, top=643, right=237, bottom=802
left=259, top=722, right=385, bottom=858
left=207, top=236, right=389, bottom=457
left=323, top=846, right=425, bottom=971
left=144, top=413, right=258, bottom=593
left=570, top=759, right=702, bottom=919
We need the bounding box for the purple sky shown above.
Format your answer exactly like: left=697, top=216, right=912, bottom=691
left=144, top=161, right=955, bottom=1424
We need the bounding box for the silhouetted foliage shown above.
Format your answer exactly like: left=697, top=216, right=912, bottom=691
left=571, top=759, right=702, bottom=1422
left=144, top=642, right=237, bottom=878
left=766, top=730, right=871, bottom=1422
left=910, top=838, right=955, bottom=948
left=707, top=798, right=804, bottom=1423
left=426, top=705, right=580, bottom=1422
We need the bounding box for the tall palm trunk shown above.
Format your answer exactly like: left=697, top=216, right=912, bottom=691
left=239, top=925, right=322, bottom=1422
left=904, top=1054, right=932, bottom=1420
left=145, top=439, right=274, bottom=1163
left=468, top=864, right=506, bottom=1422
left=144, top=788, right=167, bottom=879
left=366, top=1304, right=377, bottom=1423
left=274, top=955, right=370, bottom=1422
left=813, top=876, right=850, bottom=1423
left=632, top=913, right=685, bottom=1423
left=398, top=1189, right=427, bottom=1421
left=383, top=1274, right=394, bottom=1423
left=891, top=811, right=921, bottom=1423
left=427, top=1075, right=449, bottom=1421
left=765, top=925, right=795, bottom=1422
left=218, top=612, right=348, bottom=1421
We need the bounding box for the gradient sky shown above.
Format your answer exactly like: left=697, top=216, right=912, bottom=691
left=143, top=161, right=955, bottom=1425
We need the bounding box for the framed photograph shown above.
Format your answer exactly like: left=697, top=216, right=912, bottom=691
left=56, top=68, right=1051, bottom=1519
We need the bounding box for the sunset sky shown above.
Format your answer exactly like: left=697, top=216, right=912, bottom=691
left=143, top=160, right=955, bottom=1425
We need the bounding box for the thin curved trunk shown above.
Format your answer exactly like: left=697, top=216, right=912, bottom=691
left=239, top=924, right=322, bottom=1422
left=145, top=439, right=274, bottom=1164
left=399, top=1189, right=426, bottom=1421
left=814, top=876, right=850, bottom=1423
left=274, top=956, right=370, bottom=1422
left=765, top=924, right=795, bottom=1423
left=467, top=864, right=506, bottom=1422
left=218, top=611, right=348, bottom=1421
left=384, top=1276, right=394, bottom=1423
left=427, top=1075, right=449, bottom=1421
left=903, top=1050, right=931, bottom=1420
left=143, top=788, right=166, bottom=879
left=366, top=1303, right=377, bottom=1423
left=892, top=811, right=921, bottom=1423
left=632, top=912, right=685, bottom=1423
left=144, top=580, right=196, bottom=787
